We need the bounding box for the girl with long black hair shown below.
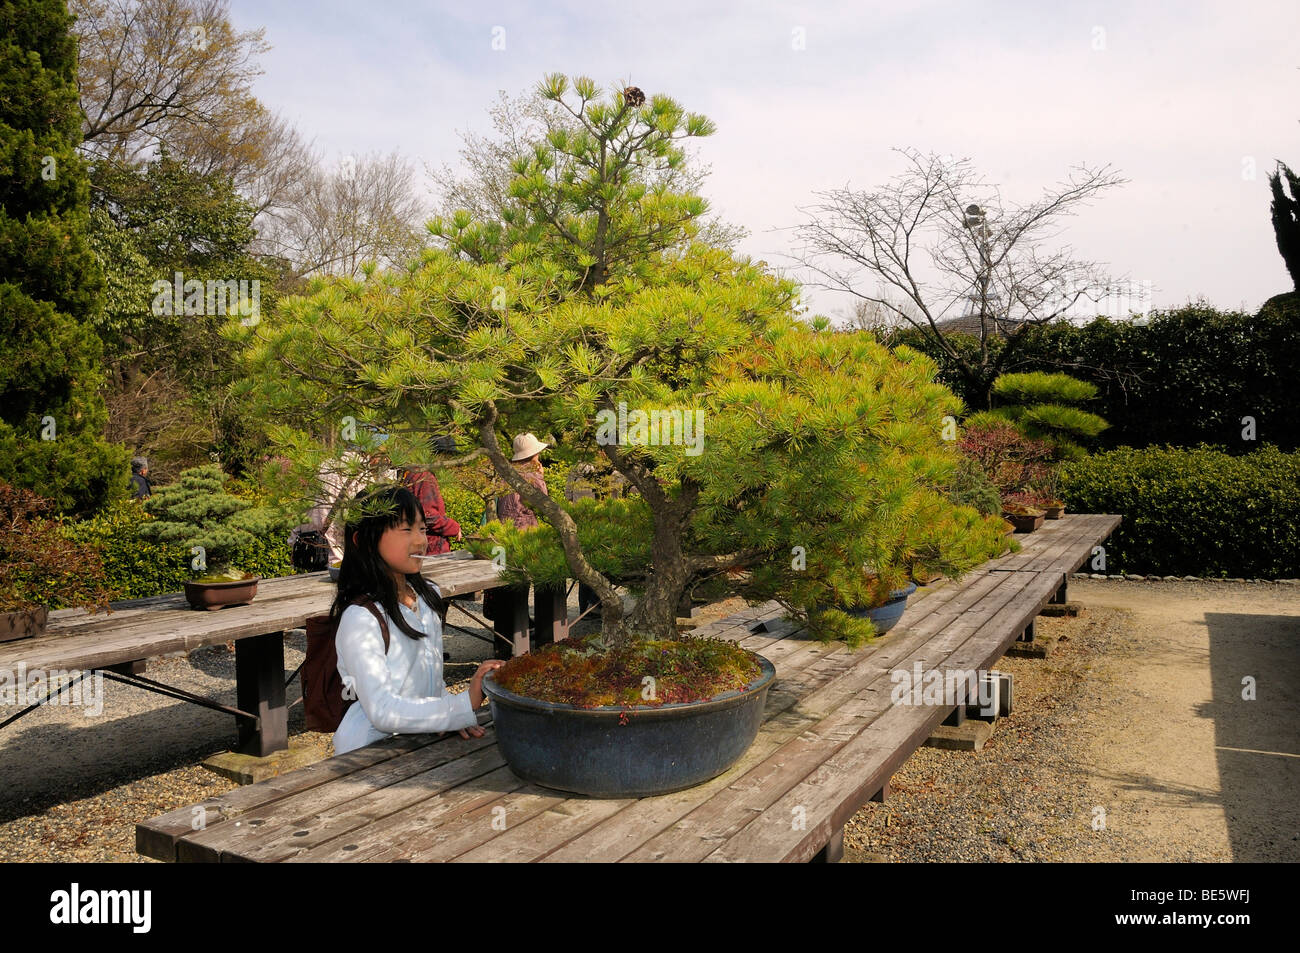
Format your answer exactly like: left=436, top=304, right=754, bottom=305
left=330, top=484, right=503, bottom=755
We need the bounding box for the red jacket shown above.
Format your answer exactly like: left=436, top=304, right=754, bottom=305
left=402, top=469, right=461, bottom=555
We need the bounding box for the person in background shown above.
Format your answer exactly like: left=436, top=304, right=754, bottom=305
left=129, top=457, right=152, bottom=500
left=495, top=433, right=549, bottom=529
left=306, top=447, right=396, bottom=565
left=399, top=466, right=461, bottom=555
left=483, top=433, right=550, bottom=653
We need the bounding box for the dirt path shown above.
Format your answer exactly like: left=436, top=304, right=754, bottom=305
left=1069, top=579, right=1300, bottom=861
left=845, top=579, right=1300, bottom=862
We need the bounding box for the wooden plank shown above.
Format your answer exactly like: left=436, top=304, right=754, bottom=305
left=702, top=570, right=1063, bottom=863
left=11, top=560, right=509, bottom=672
left=528, top=573, right=1024, bottom=863
left=140, top=562, right=1069, bottom=864
left=183, top=739, right=505, bottom=862
left=283, top=630, right=852, bottom=862
left=612, top=572, right=1044, bottom=862
left=283, top=765, right=533, bottom=862
left=136, top=733, right=444, bottom=861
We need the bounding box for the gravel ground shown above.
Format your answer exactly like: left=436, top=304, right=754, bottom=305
left=845, top=579, right=1300, bottom=862
left=4, top=580, right=1293, bottom=863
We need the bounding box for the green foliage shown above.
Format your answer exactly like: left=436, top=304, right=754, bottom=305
left=1060, top=445, right=1300, bottom=577
left=428, top=72, right=715, bottom=295
left=992, top=371, right=1097, bottom=406
left=465, top=496, right=655, bottom=588
left=437, top=476, right=489, bottom=538
left=945, top=456, right=1002, bottom=517
left=242, top=74, right=1006, bottom=646
left=34, top=497, right=292, bottom=603
left=0, top=0, right=129, bottom=515
left=1269, top=161, right=1300, bottom=291
left=136, top=464, right=292, bottom=576
left=885, top=304, right=1300, bottom=450
left=985, top=371, right=1108, bottom=460
left=88, top=151, right=287, bottom=477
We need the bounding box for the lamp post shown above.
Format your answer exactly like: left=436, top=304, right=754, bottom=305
left=963, top=204, right=992, bottom=328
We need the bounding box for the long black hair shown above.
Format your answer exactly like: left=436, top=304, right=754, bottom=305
left=329, top=483, right=446, bottom=640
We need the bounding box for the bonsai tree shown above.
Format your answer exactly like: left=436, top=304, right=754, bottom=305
left=0, top=482, right=115, bottom=617
left=137, top=465, right=287, bottom=580
left=966, top=371, right=1108, bottom=461
left=239, top=75, right=1007, bottom=647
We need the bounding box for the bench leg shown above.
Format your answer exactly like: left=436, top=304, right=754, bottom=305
left=1050, top=578, right=1068, bottom=605
left=533, top=583, right=569, bottom=646
left=1017, top=619, right=1036, bottom=643
left=235, top=631, right=287, bottom=757
left=811, top=826, right=845, bottom=863
left=489, top=584, right=531, bottom=658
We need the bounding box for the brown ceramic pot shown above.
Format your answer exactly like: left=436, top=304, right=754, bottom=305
left=183, top=576, right=260, bottom=611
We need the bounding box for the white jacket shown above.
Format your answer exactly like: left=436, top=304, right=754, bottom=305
left=332, top=589, right=477, bottom=755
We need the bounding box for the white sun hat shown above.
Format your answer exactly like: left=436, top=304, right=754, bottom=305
left=511, top=432, right=549, bottom=461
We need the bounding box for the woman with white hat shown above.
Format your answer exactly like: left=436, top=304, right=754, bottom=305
left=483, top=433, right=550, bottom=655
left=495, top=432, right=549, bottom=530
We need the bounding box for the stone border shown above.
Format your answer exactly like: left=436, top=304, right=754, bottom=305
left=1071, top=573, right=1300, bottom=584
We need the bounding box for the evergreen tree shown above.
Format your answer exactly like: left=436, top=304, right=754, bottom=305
left=1269, top=161, right=1300, bottom=292
left=242, top=76, right=1008, bottom=646
left=0, top=0, right=127, bottom=514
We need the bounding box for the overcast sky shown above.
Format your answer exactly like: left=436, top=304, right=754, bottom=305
left=229, top=0, right=1300, bottom=321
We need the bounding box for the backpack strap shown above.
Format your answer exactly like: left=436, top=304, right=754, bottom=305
left=354, top=599, right=391, bottom=652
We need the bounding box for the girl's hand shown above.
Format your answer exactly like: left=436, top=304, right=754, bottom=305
left=468, top=660, right=507, bottom=710
left=458, top=724, right=486, bottom=739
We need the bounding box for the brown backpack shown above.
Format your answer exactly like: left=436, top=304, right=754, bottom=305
left=302, top=600, right=390, bottom=733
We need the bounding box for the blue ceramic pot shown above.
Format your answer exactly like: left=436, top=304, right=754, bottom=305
left=483, top=653, right=776, bottom=798
left=841, top=582, right=918, bottom=634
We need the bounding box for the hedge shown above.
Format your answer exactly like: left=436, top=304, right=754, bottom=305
left=1060, top=445, right=1300, bottom=577
left=882, top=296, right=1300, bottom=451
left=41, top=498, right=294, bottom=606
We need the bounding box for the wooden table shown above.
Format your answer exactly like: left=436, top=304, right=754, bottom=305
left=1, top=553, right=542, bottom=757
left=137, top=515, right=1121, bottom=862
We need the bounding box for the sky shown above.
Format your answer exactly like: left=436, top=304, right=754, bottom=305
left=228, top=0, right=1300, bottom=321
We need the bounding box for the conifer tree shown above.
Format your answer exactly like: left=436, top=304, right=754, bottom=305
left=0, top=0, right=127, bottom=514
left=1269, top=161, right=1300, bottom=292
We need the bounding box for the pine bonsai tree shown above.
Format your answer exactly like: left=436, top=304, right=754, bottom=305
left=0, top=0, right=128, bottom=514
left=240, top=76, right=1007, bottom=646
left=967, top=371, right=1108, bottom=461
left=136, top=465, right=286, bottom=580
left=1269, top=161, right=1300, bottom=292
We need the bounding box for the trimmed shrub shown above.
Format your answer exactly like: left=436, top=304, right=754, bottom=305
left=51, top=498, right=293, bottom=604
left=1060, top=445, right=1300, bottom=577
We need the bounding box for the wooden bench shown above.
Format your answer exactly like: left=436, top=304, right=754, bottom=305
left=1, top=554, right=545, bottom=758
left=137, top=513, right=1120, bottom=862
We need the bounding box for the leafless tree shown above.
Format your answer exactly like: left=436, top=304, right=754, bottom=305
left=791, top=148, right=1126, bottom=407
left=72, top=0, right=316, bottom=244
left=265, top=151, right=429, bottom=279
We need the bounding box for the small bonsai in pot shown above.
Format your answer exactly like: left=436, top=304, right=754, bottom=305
left=0, top=482, right=114, bottom=641
left=1002, top=498, right=1046, bottom=533
left=137, top=465, right=287, bottom=610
